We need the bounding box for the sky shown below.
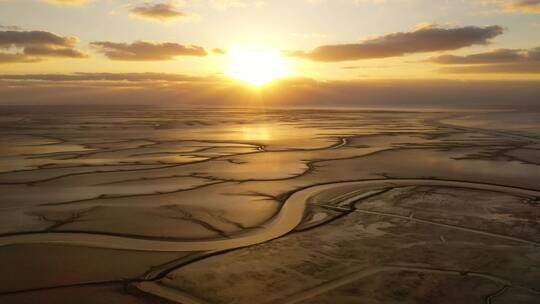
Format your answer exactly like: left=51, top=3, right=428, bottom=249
left=0, top=0, right=539, bottom=107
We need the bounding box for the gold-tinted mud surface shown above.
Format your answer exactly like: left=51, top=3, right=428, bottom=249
left=0, top=107, right=538, bottom=303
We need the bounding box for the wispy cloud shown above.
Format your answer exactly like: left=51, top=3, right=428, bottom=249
left=212, top=48, right=227, bottom=54
left=90, top=40, right=208, bottom=61
left=0, top=24, right=22, bottom=30
left=432, top=46, right=540, bottom=74
left=0, top=72, right=218, bottom=82
left=430, top=47, right=540, bottom=64
left=481, top=0, right=540, bottom=14
left=129, top=2, right=196, bottom=22
left=439, top=63, right=540, bottom=73
left=506, top=0, right=540, bottom=13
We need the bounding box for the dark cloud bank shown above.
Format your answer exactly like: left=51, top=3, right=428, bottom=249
left=0, top=72, right=212, bottom=82
left=0, top=74, right=538, bottom=110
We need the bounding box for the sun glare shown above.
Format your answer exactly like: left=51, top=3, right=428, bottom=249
left=225, top=46, right=290, bottom=85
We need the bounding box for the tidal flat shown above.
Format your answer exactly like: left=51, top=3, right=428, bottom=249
left=0, top=106, right=539, bottom=303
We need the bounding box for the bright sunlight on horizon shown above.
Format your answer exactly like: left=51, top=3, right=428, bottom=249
left=225, top=46, right=292, bottom=85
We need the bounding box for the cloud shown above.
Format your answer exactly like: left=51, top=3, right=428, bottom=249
left=212, top=48, right=227, bottom=54
left=439, top=63, right=540, bottom=73
left=429, top=47, right=540, bottom=64
left=0, top=72, right=217, bottom=82
left=129, top=2, right=194, bottom=22
left=0, top=25, right=22, bottom=30
left=431, top=47, right=540, bottom=74
left=506, top=0, right=540, bottom=13
left=0, top=30, right=87, bottom=64
left=22, top=46, right=87, bottom=58
left=0, top=30, right=78, bottom=48
left=90, top=41, right=208, bottom=61
left=503, top=0, right=540, bottom=14
left=1, top=76, right=540, bottom=110
left=0, top=53, right=41, bottom=64
left=285, top=24, right=504, bottom=62
left=481, top=0, right=540, bottom=13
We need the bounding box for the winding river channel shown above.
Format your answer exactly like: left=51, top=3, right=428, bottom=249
left=1, top=178, right=538, bottom=252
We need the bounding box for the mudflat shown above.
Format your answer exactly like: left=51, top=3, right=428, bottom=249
left=0, top=107, right=539, bottom=303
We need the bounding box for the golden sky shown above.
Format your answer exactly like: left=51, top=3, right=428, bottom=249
left=0, top=0, right=539, bottom=106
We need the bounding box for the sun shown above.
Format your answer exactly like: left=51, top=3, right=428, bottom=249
left=225, top=46, right=290, bottom=85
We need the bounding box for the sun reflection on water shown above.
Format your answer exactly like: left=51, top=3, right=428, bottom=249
left=241, top=125, right=271, bottom=141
